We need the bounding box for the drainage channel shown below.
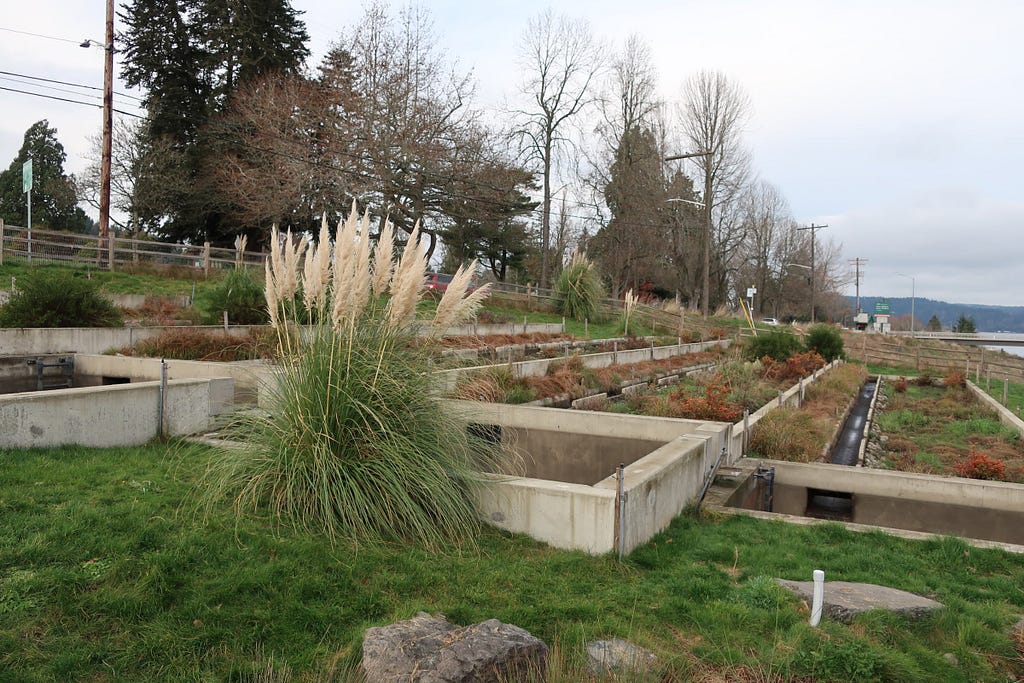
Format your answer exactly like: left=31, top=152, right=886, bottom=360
left=806, top=378, right=878, bottom=521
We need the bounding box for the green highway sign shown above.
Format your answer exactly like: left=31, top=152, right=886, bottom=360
left=22, top=159, right=32, bottom=193
left=874, top=300, right=891, bottom=315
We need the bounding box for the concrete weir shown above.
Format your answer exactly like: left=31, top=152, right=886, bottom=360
left=712, top=376, right=1024, bottom=549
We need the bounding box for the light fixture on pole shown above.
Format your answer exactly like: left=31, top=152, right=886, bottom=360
left=80, top=0, right=114, bottom=268
left=896, top=273, right=916, bottom=334
left=665, top=150, right=713, bottom=318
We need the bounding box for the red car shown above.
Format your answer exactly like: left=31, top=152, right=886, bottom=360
left=424, top=272, right=453, bottom=292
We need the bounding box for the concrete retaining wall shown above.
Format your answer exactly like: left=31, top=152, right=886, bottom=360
left=967, top=379, right=1024, bottom=437
left=435, top=339, right=731, bottom=394
left=0, top=326, right=260, bottom=355
left=763, top=459, right=1024, bottom=546
left=450, top=400, right=730, bottom=554
left=0, top=322, right=563, bottom=357
left=0, top=376, right=233, bottom=448
left=74, top=354, right=272, bottom=406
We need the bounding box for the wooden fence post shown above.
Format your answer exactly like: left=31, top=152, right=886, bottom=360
left=108, top=232, right=115, bottom=271
left=0, top=218, right=4, bottom=266
left=203, top=242, right=211, bottom=276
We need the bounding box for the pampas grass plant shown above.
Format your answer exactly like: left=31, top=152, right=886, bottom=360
left=621, top=288, right=638, bottom=337
left=555, top=248, right=605, bottom=323
left=208, top=205, right=500, bottom=547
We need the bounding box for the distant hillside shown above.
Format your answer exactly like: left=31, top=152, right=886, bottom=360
left=846, top=297, right=1024, bottom=332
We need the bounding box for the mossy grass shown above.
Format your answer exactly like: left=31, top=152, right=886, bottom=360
left=2, top=442, right=1023, bottom=680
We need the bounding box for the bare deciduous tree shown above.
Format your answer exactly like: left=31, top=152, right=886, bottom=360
left=676, top=70, right=752, bottom=311
left=512, top=9, right=603, bottom=287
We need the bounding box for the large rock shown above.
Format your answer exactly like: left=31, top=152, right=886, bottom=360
left=362, top=612, right=548, bottom=682
left=586, top=638, right=659, bottom=676
left=776, top=579, right=943, bottom=623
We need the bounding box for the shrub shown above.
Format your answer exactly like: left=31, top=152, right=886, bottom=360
left=205, top=209, right=508, bottom=548
left=0, top=269, right=123, bottom=327
left=804, top=323, right=844, bottom=361
left=954, top=451, right=1007, bottom=481
left=198, top=267, right=268, bottom=325
left=761, top=350, right=827, bottom=383
left=129, top=328, right=274, bottom=361
left=743, top=331, right=802, bottom=362
left=748, top=408, right=822, bottom=461
left=943, top=369, right=967, bottom=388
left=554, top=250, right=604, bottom=322
left=668, top=379, right=744, bottom=422
left=893, top=376, right=908, bottom=393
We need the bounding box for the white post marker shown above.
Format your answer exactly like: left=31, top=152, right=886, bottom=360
left=810, top=569, right=825, bottom=627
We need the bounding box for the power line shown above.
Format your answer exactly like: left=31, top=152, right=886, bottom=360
left=0, top=26, right=82, bottom=45
left=0, top=75, right=104, bottom=103
left=0, top=69, right=145, bottom=103
left=0, top=85, right=144, bottom=118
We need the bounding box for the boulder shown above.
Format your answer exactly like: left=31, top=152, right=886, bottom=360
left=362, top=612, right=548, bottom=682
left=776, top=579, right=943, bottom=623
left=586, top=638, right=659, bottom=676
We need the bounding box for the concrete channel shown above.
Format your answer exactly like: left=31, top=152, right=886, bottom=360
left=710, top=376, right=1024, bottom=550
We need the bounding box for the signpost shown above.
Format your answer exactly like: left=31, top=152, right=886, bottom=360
left=22, top=159, right=32, bottom=261
left=874, top=300, right=891, bottom=315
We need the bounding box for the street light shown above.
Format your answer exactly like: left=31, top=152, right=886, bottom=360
left=80, top=0, right=114, bottom=267
left=665, top=150, right=713, bottom=318
left=896, top=273, right=916, bottom=334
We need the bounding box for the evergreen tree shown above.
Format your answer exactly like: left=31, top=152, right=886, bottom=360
left=119, top=0, right=310, bottom=245
left=0, top=120, right=94, bottom=233
left=953, top=314, right=976, bottom=333
left=926, top=314, right=942, bottom=332
left=591, top=125, right=668, bottom=295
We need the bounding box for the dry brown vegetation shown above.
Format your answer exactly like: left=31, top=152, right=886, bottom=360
left=748, top=363, right=869, bottom=462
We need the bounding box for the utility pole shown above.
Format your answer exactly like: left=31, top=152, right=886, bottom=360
left=665, top=150, right=713, bottom=318
left=849, top=258, right=868, bottom=314
left=99, top=0, right=114, bottom=269
left=797, top=223, right=827, bottom=323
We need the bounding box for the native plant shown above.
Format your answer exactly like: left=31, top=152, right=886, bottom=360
left=0, top=269, right=123, bottom=328
left=197, top=266, right=267, bottom=325
left=206, top=206, right=505, bottom=547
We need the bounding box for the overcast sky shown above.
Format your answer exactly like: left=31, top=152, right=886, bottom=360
left=1, top=0, right=1021, bottom=306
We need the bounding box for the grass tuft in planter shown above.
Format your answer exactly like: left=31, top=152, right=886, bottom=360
left=205, top=206, right=505, bottom=548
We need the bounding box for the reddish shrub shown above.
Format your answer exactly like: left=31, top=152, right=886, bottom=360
left=954, top=451, right=1007, bottom=481
left=893, top=376, right=908, bottom=393
left=761, top=350, right=826, bottom=383
left=668, top=379, right=744, bottom=422
left=943, top=369, right=967, bottom=388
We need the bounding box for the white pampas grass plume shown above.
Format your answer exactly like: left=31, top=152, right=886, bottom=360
left=371, top=219, right=395, bottom=296
left=385, top=222, right=428, bottom=330
left=265, top=258, right=280, bottom=329
left=280, top=229, right=307, bottom=301
left=302, top=214, right=332, bottom=312
left=431, top=261, right=490, bottom=332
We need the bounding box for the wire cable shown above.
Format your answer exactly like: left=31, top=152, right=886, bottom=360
left=0, top=70, right=145, bottom=103
left=0, top=85, right=145, bottom=118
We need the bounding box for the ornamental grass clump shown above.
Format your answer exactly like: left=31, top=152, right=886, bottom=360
left=207, top=205, right=502, bottom=547
left=555, top=248, right=604, bottom=322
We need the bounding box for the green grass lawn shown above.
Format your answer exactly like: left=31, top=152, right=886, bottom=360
left=2, top=442, right=1023, bottom=681
left=0, top=260, right=214, bottom=298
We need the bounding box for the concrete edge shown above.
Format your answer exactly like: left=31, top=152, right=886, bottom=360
left=713, top=505, right=1024, bottom=555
